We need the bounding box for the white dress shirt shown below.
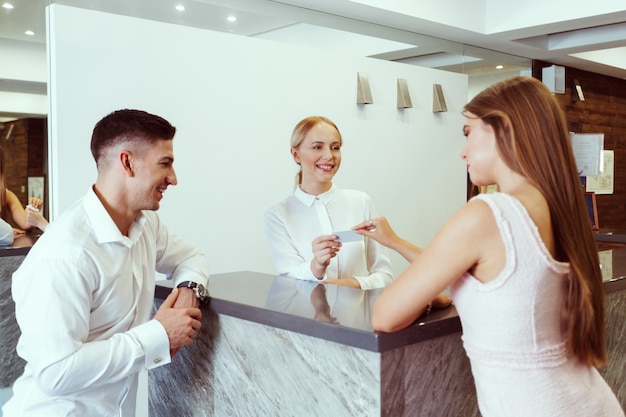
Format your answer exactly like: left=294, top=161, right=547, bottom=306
left=4, top=187, right=209, bottom=417
left=0, top=217, right=13, bottom=246
left=265, top=185, right=393, bottom=290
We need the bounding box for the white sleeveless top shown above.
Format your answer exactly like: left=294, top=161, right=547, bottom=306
left=450, top=193, right=624, bottom=417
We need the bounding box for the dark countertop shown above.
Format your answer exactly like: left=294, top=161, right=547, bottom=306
left=156, top=248, right=626, bottom=353
left=0, top=231, right=42, bottom=257
left=3, top=232, right=623, bottom=353
left=595, top=229, right=626, bottom=243
left=155, top=272, right=462, bottom=353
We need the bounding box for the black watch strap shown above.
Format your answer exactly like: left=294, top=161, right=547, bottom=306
left=176, top=280, right=208, bottom=303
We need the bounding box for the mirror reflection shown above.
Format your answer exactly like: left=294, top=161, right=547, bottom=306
left=0, top=0, right=530, bottom=225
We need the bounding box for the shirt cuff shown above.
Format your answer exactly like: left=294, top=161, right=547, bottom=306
left=131, top=319, right=172, bottom=370
left=173, top=273, right=209, bottom=288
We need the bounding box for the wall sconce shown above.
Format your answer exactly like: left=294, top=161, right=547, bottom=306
left=4, top=124, right=14, bottom=142
left=397, top=78, right=413, bottom=108
left=432, top=84, right=447, bottom=112
left=572, top=79, right=585, bottom=102
left=356, top=72, right=373, bottom=104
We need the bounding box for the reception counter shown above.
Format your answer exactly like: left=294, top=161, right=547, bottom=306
left=149, top=254, right=626, bottom=416
left=1, top=238, right=624, bottom=416
left=150, top=273, right=477, bottom=417
left=595, top=229, right=626, bottom=244
left=595, top=229, right=626, bottom=251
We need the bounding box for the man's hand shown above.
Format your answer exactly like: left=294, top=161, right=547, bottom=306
left=173, top=287, right=200, bottom=309
left=154, top=288, right=202, bottom=358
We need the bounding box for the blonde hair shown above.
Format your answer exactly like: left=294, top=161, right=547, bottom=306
left=465, top=76, right=606, bottom=367
left=290, top=116, right=342, bottom=189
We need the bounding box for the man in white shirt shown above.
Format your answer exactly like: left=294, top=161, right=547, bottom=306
left=4, top=109, right=210, bottom=416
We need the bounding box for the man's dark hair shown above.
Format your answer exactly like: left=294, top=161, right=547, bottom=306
left=90, top=109, right=176, bottom=164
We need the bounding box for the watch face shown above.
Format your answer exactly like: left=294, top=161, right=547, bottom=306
left=196, top=284, right=208, bottom=297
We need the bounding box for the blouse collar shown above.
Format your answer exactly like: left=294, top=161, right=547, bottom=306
left=294, top=184, right=337, bottom=207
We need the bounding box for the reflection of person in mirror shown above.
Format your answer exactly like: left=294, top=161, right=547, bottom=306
left=0, top=148, right=49, bottom=239
left=265, top=276, right=383, bottom=329
left=356, top=77, right=624, bottom=417
left=264, top=114, right=450, bottom=314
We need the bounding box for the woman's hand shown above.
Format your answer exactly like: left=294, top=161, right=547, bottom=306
left=353, top=217, right=423, bottom=263
left=310, top=234, right=341, bottom=279
left=353, top=217, right=400, bottom=248
left=431, top=293, right=453, bottom=309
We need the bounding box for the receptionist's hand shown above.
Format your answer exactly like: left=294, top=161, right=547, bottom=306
left=310, top=234, right=342, bottom=279
left=324, top=277, right=361, bottom=289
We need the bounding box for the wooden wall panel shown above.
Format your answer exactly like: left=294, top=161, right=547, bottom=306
left=533, top=61, right=626, bottom=229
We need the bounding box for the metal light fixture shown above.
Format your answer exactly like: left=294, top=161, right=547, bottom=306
left=432, top=84, right=447, bottom=112
left=356, top=72, right=373, bottom=104
left=572, top=79, right=585, bottom=102
left=397, top=78, right=413, bottom=108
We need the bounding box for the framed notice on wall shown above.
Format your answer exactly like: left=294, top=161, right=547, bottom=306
left=28, top=176, right=45, bottom=201
left=569, top=133, right=604, bottom=177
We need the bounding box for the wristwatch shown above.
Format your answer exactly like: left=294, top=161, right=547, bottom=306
left=176, top=281, right=209, bottom=303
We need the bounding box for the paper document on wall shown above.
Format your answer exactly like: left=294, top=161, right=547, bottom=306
left=569, top=133, right=604, bottom=177
left=586, top=150, right=614, bottom=194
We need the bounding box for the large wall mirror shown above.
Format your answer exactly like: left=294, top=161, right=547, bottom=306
left=0, top=0, right=530, bottom=224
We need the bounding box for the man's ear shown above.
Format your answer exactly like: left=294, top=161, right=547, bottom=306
left=120, top=151, right=134, bottom=176
left=290, top=147, right=301, bottom=165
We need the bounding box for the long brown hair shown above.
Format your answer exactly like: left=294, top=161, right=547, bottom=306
left=465, top=76, right=605, bottom=367
left=0, top=147, right=6, bottom=218
left=290, top=116, right=342, bottom=189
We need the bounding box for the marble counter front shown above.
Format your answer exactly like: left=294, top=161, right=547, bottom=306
left=151, top=273, right=477, bottom=417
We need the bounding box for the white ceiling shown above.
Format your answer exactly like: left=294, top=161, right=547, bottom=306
left=0, top=0, right=625, bottom=119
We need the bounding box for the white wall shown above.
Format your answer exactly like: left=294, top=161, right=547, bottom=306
left=0, top=39, right=47, bottom=118
left=47, top=4, right=468, bottom=277
left=0, top=39, right=46, bottom=82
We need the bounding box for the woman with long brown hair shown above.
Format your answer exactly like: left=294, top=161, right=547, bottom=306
left=355, top=76, right=623, bottom=416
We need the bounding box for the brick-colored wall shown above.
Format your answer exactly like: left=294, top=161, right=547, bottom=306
left=533, top=61, right=626, bottom=229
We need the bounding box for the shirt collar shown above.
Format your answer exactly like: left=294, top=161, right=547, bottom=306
left=83, top=186, right=146, bottom=246
left=294, top=184, right=337, bottom=207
